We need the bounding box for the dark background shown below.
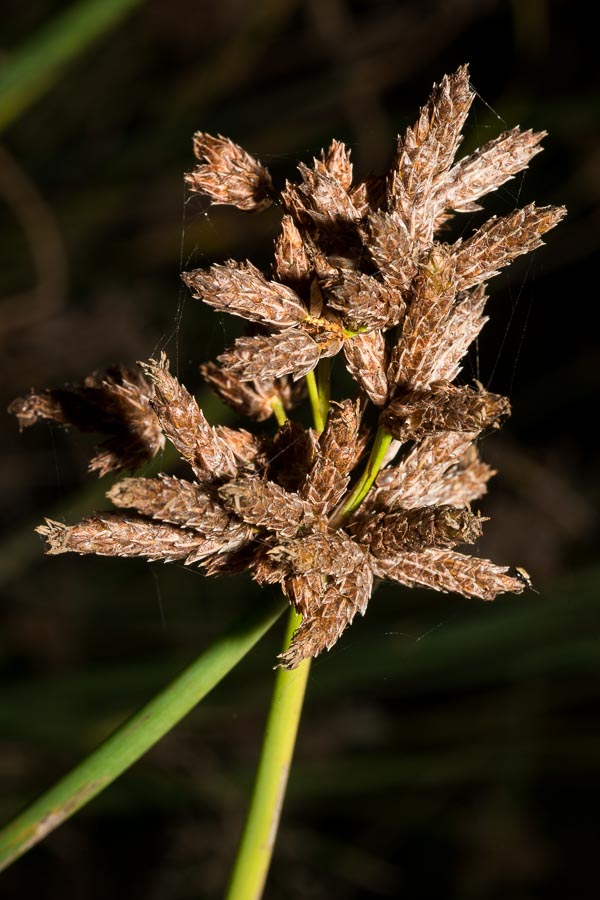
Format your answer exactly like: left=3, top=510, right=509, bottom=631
left=1, top=0, right=599, bottom=897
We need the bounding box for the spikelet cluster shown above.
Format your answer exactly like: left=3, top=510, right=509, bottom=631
left=11, top=66, right=565, bottom=667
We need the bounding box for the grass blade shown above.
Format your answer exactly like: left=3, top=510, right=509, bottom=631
left=0, top=0, right=144, bottom=131
left=0, top=593, right=285, bottom=873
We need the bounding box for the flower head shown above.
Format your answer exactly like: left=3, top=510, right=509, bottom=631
left=14, top=66, right=565, bottom=667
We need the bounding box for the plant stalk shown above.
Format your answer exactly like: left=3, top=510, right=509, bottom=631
left=225, top=361, right=329, bottom=898
left=316, top=358, right=331, bottom=425
left=305, top=370, right=326, bottom=432
left=224, top=610, right=311, bottom=900
left=331, top=426, right=393, bottom=527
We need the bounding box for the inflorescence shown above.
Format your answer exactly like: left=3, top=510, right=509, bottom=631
left=10, top=65, right=565, bottom=668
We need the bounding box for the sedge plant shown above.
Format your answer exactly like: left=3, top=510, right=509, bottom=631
left=2, top=65, right=564, bottom=896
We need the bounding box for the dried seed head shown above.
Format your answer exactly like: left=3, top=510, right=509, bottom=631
left=185, top=132, right=273, bottom=211
left=270, top=530, right=365, bottom=578
left=372, top=548, right=524, bottom=602
left=106, top=475, right=253, bottom=557
left=298, top=400, right=361, bottom=512
left=318, top=400, right=362, bottom=477
left=387, top=64, right=474, bottom=244
left=423, top=285, right=489, bottom=385
left=218, top=320, right=345, bottom=383
left=9, top=391, right=67, bottom=430
left=343, top=330, right=389, bottom=406
left=37, top=515, right=213, bottom=564
left=214, top=426, right=266, bottom=472
left=283, top=162, right=360, bottom=230
left=278, top=556, right=373, bottom=668
left=365, top=210, right=416, bottom=291
left=321, top=139, right=353, bottom=190
left=22, top=65, right=566, bottom=667
left=387, top=244, right=458, bottom=389
left=141, top=354, right=237, bottom=482
left=183, top=260, right=307, bottom=329
left=218, top=476, right=322, bottom=540
left=373, top=432, right=493, bottom=511
left=354, top=505, right=485, bottom=555
left=381, top=382, right=510, bottom=442
left=439, top=127, right=546, bottom=214
left=323, top=269, right=406, bottom=331
left=454, top=203, right=567, bottom=290
left=9, top=365, right=163, bottom=476
left=273, top=215, right=313, bottom=290
left=436, top=444, right=495, bottom=509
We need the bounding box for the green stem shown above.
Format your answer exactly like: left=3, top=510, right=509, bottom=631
left=305, top=370, right=325, bottom=433
left=225, top=362, right=329, bottom=898
left=316, top=358, right=331, bottom=427
left=0, top=594, right=286, bottom=873
left=224, top=610, right=311, bottom=900
left=330, top=426, right=393, bottom=527
left=270, top=396, right=288, bottom=427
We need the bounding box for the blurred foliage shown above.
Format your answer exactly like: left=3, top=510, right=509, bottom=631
left=1, top=0, right=598, bottom=897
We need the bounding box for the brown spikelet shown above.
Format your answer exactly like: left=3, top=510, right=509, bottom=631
left=438, top=127, right=546, bottom=214
left=273, top=215, right=312, bottom=289
left=106, top=475, right=253, bottom=557
left=387, top=244, right=458, bottom=389
left=324, top=270, right=406, bottom=331
left=425, top=285, right=489, bottom=384
left=354, top=505, right=485, bottom=555
left=454, top=203, right=567, bottom=290
left=321, top=139, right=353, bottom=189
left=90, top=372, right=165, bottom=477
left=433, top=444, right=496, bottom=509
left=185, top=132, right=273, bottom=211
left=9, top=391, right=68, bottom=429
left=214, top=426, right=266, bottom=472
left=218, top=476, right=322, bottom=540
left=108, top=475, right=220, bottom=527
left=183, top=261, right=307, bottom=329
left=281, top=163, right=360, bottom=247
left=217, top=329, right=321, bottom=382
left=281, top=573, right=325, bottom=617
left=389, top=283, right=488, bottom=393
left=374, top=432, right=489, bottom=511
left=381, top=382, right=510, bottom=442
left=388, top=64, right=474, bottom=243
left=202, top=542, right=263, bottom=577
left=250, top=543, right=289, bottom=585
left=8, top=365, right=164, bottom=476
left=365, top=210, right=416, bottom=290
left=299, top=456, right=348, bottom=517
left=279, top=557, right=373, bottom=668
left=271, top=529, right=365, bottom=578
left=343, top=330, right=389, bottom=406
left=141, top=354, right=237, bottom=482
left=372, top=548, right=524, bottom=601
left=300, top=400, right=361, bottom=512
left=218, top=321, right=345, bottom=382
left=37, top=515, right=211, bottom=564
left=318, top=400, right=362, bottom=477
